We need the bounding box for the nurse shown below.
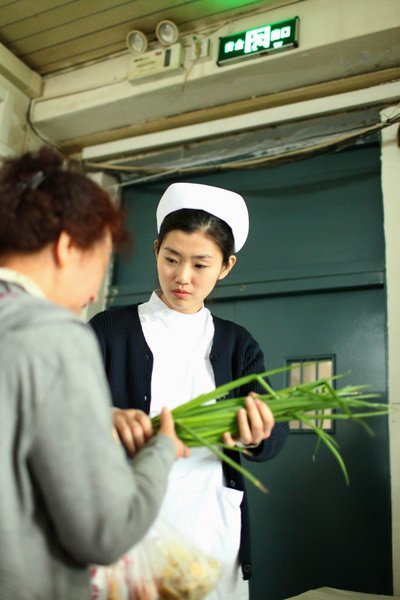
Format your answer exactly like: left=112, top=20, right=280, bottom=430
left=90, top=182, right=289, bottom=599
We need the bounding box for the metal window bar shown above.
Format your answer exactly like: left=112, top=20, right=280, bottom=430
left=287, top=358, right=334, bottom=432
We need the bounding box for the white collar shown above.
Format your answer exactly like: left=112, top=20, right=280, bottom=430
left=0, top=267, right=46, bottom=299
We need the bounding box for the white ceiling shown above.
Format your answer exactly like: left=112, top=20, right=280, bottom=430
left=0, top=0, right=281, bottom=75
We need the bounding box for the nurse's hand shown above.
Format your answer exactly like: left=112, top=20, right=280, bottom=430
left=223, top=393, right=274, bottom=448
left=112, top=408, right=153, bottom=457
left=159, top=407, right=191, bottom=459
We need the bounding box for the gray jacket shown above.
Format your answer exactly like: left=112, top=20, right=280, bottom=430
left=0, top=282, right=175, bottom=600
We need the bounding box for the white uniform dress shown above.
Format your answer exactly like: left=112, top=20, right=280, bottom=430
left=138, top=291, right=249, bottom=600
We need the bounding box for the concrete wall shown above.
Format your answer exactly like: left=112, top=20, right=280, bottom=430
left=0, top=43, right=42, bottom=158
left=381, top=113, right=400, bottom=594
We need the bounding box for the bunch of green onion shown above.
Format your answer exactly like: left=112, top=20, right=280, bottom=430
left=151, top=366, right=389, bottom=493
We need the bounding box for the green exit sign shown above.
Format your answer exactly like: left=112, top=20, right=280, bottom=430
left=217, top=17, right=299, bottom=66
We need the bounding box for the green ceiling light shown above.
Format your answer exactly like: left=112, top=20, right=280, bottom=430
left=218, top=17, right=299, bottom=66
left=155, top=19, right=180, bottom=46
left=126, top=30, right=148, bottom=55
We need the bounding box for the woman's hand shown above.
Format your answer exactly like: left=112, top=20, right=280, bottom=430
left=223, top=393, right=274, bottom=448
left=112, top=408, right=153, bottom=458
left=158, top=407, right=190, bottom=459
left=112, top=407, right=189, bottom=460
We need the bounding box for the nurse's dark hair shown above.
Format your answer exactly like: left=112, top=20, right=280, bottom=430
left=0, top=145, right=127, bottom=255
left=157, top=208, right=235, bottom=265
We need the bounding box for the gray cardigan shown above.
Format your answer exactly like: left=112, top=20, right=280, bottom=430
left=0, top=283, right=176, bottom=600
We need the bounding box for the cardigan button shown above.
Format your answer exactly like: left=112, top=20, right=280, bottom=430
left=229, top=479, right=236, bottom=488
left=144, top=395, right=148, bottom=402
left=243, top=564, right=251, bottom=574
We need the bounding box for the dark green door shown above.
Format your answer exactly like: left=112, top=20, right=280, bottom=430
left=112, top=142, right=390, bottom=599
left=210, top=287, right=390, bottom=599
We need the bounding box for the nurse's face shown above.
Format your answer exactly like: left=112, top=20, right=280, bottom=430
left=155, top=229, right=236, bottom=314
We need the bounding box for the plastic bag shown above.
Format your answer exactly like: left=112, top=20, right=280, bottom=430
left=90, top=516, right=222, bottom=600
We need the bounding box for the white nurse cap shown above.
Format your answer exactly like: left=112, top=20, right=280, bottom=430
left=156, top=182, right=249, bottom=252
